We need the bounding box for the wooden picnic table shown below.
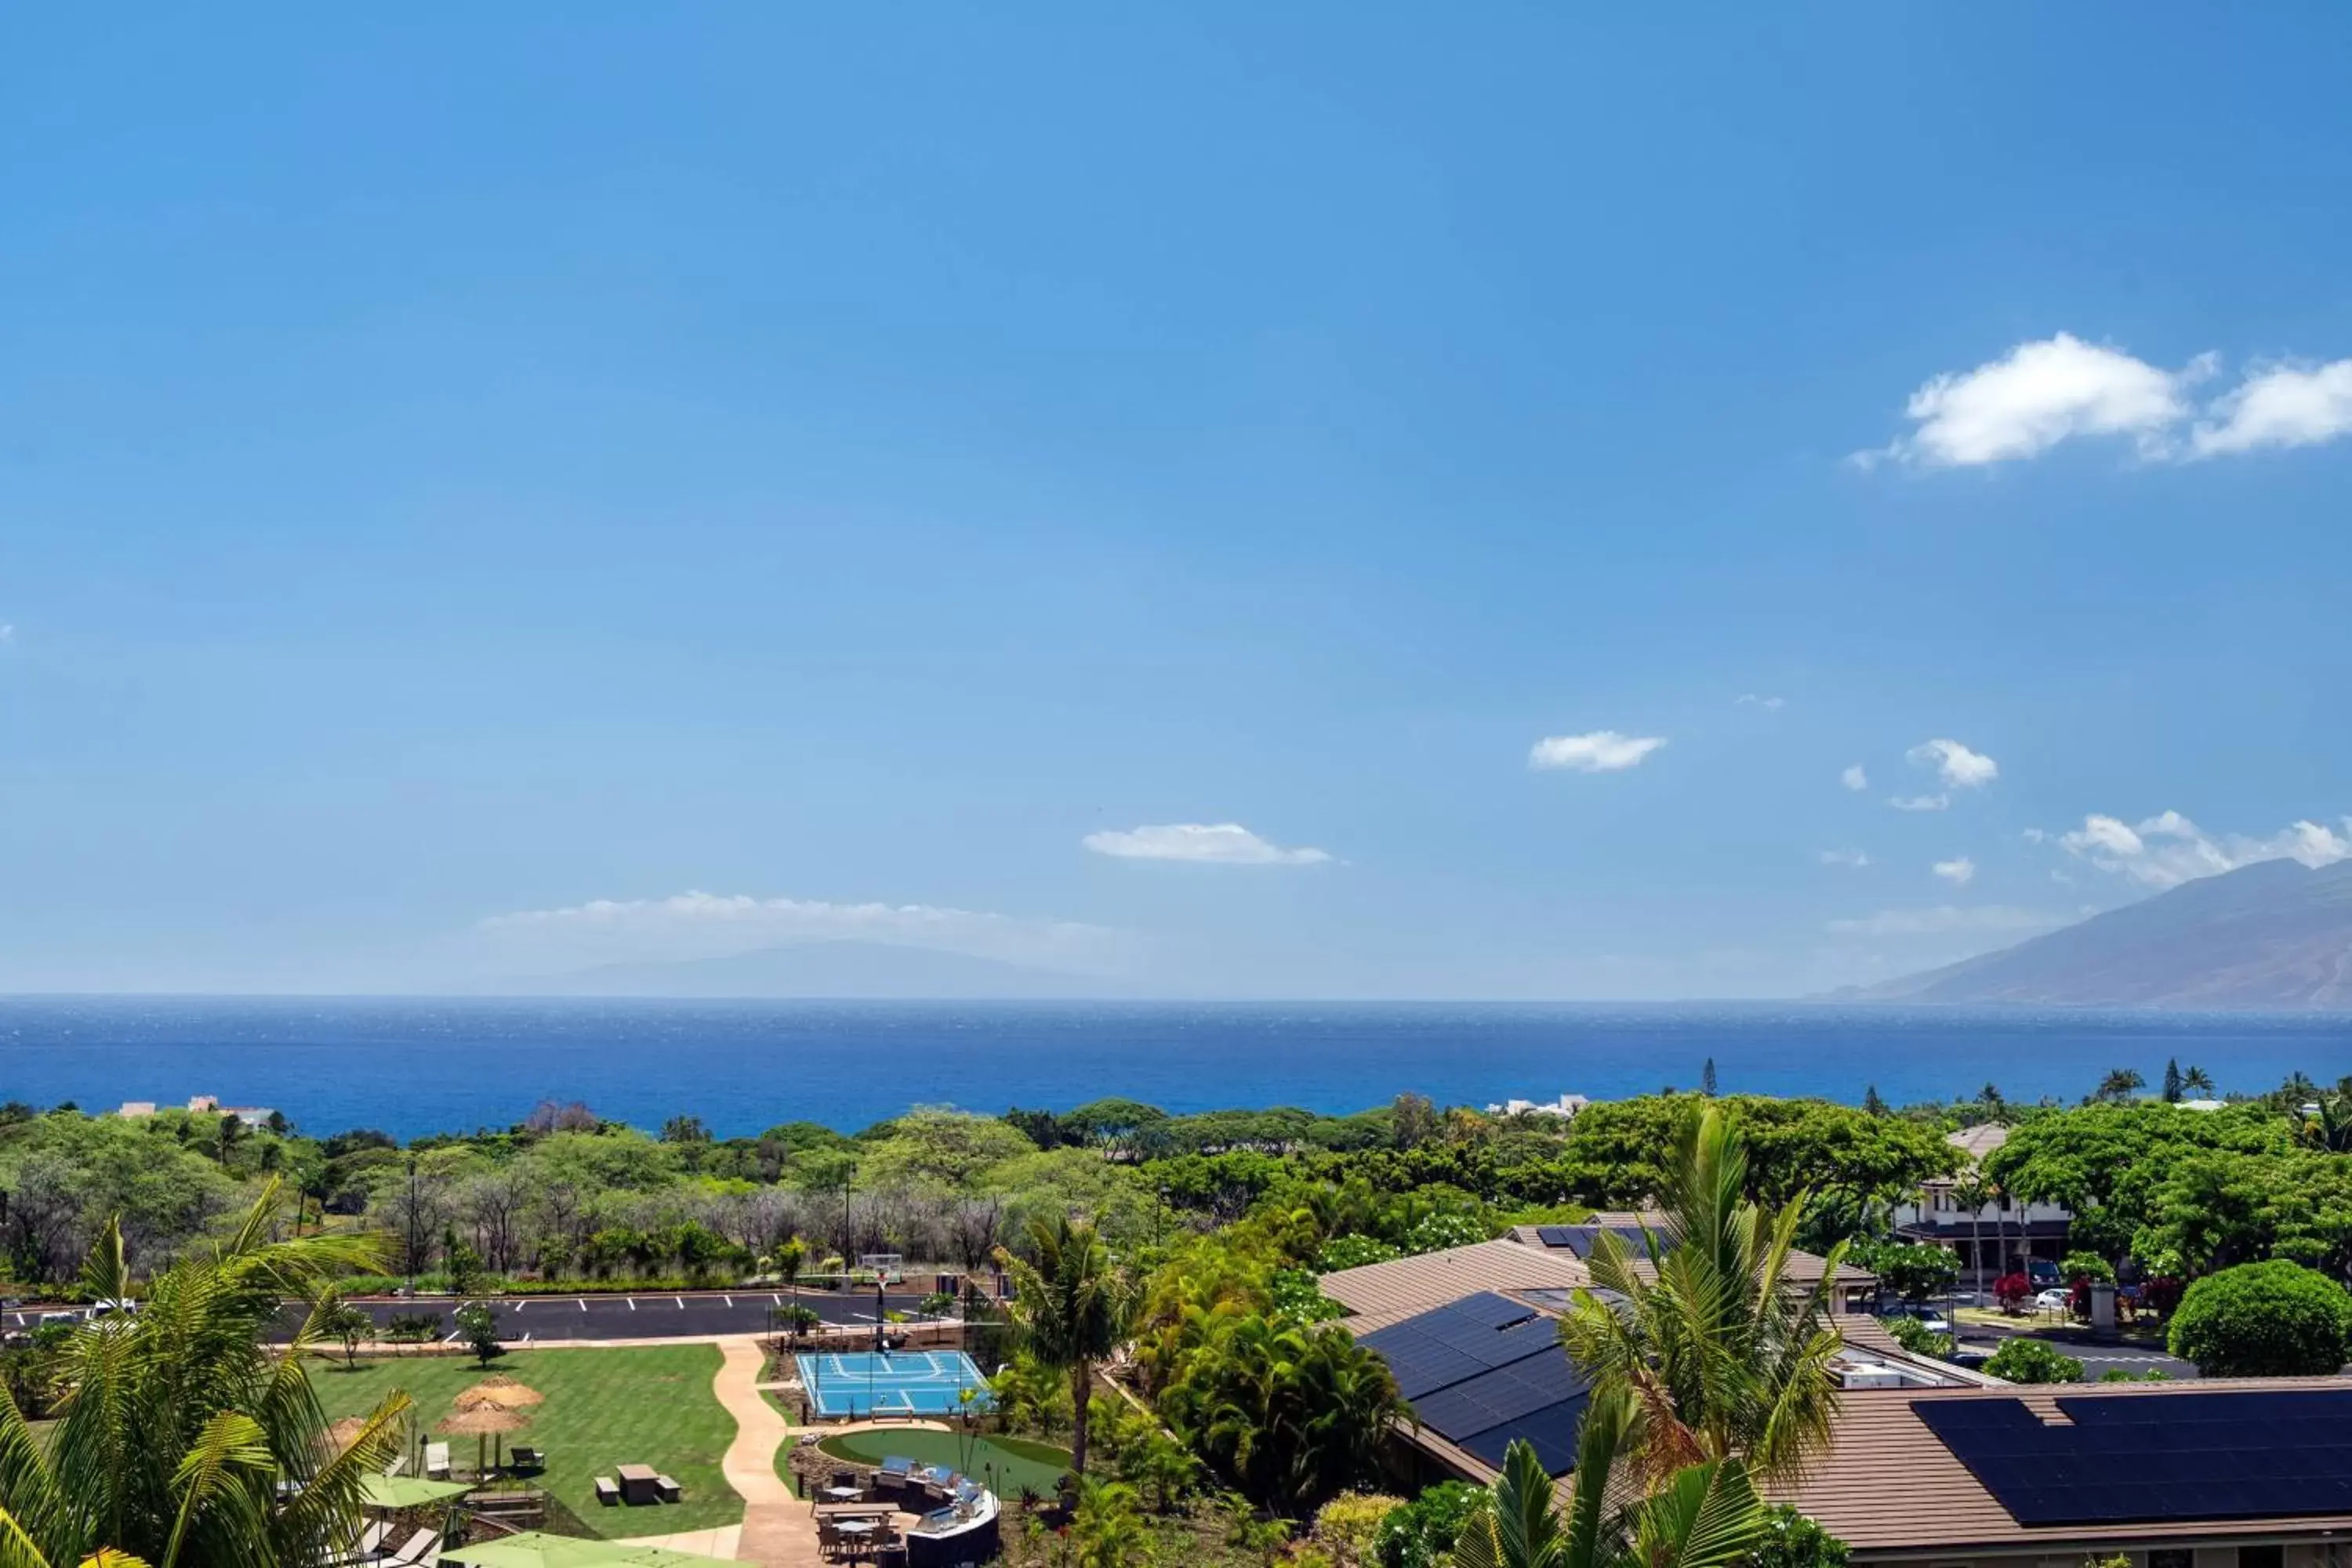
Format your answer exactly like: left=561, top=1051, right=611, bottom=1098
left=616, top=1465, right=660, bottom=1506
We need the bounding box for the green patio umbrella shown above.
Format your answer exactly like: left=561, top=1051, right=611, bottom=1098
left=360, top=1475, right=474, bottom=1511
left=441, top=1532, right=733, bottom=1568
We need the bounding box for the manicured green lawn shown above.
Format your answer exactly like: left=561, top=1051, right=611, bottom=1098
left=812, top=1428, right=1072, bottom=1497
left=310, top=1347, right=739, bottom=1537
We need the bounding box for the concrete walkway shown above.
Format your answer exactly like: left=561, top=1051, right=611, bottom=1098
left=707, top=1336, right=811, bottom=1566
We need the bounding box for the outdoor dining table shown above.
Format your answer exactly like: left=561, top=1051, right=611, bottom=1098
left=822, top=1485, right=864, bottom=1501
left=615, top=1465, right=661, bottom=1506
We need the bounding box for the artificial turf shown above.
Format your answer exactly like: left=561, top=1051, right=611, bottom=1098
left=811, top=1428, right=1073, bottom=1497
left=309, top=1346, right=739, bottom=1537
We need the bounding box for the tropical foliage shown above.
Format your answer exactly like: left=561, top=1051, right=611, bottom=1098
left=995, top=1214, right=1137, bottom=1477
left=1156, top=1317, right=1399, bottom=1515
left=1557, top=1108, right=1844, bottom=1487
left=0, top=1185, right=408, bottom=1568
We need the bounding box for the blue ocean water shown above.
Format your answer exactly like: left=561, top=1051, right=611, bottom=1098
left=0, top=997, right=2347, bottom=1139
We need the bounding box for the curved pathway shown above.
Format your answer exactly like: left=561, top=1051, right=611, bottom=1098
left=708, top=1336, right=810, bottom=1566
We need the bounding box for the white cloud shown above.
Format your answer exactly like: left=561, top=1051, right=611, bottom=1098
left=2190, top=359, right=2352, bottom=457
left=1933, top=857, right=1976, bottom=886
left=1907, top=738, right=1999, bottom=790
left=1866, top=333, right=2200, bottom=466
left=1826, top=906, right=2063, bottom=937
left=1840, top=764, right=1868, bottom=792
left=477, top=890, right=1123, bottom=971
left=1529, top=731, right=1667, bottom=773
left=1081, top=822, right=1330, bottom=866
left=1862, top=334, right=2352, bottom=468
left=1889, top=793, right=1950, bottom=813
left=2053, top=810, right=2352, bottom=888
left=1737, top=694, right=1787, bottom=711
left=1820, top=848, right=1871, bottom=869
left=0, top=623, right=13, bottom=644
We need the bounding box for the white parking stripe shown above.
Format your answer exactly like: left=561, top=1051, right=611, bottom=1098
left=724, top=1295, right=733, bottom=1308
left=674, top=1296, right=685, bottom=1309
left=771, top=1293, right=781, bottom=1306
left=626, top=1298, right=637, bottom=1311
left=514, top=1300, right=527, bottom=1311
left=579, top=1299, right=588, bottom=1312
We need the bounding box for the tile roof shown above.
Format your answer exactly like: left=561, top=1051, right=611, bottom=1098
left=1773, top=1377, right=2352, bottom=1553
left=1321, top=1240, right=1593, bottom=1327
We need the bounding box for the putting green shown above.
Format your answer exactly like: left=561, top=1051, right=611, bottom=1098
left=811, top=1429, right=1072, bottom=1497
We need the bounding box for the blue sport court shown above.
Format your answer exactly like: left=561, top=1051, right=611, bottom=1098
left=796, top=1350, right=997, bottom=1418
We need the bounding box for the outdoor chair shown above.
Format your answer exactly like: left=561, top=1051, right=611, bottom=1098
left=423, top=1443, right=450, bottom=1480
left=380, top=1529, right=436, bottom=1568
left=383, top=1455, right=407, bottom=1478
left=508, top=1446, right=543, bottom=1473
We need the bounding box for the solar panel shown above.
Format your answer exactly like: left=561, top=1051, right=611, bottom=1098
left=1916, top=1392, right=2352, bottom=1526
left=1413, top=1355, right=1591, bottom=1439
left=1531, top=1225, right=1665, bottom=1259
left=1457, top=1395, right=1592, bottom=1475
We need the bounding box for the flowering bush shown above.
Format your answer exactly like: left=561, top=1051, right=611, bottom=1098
left=1994, top=1271, right=2031, bottom=1312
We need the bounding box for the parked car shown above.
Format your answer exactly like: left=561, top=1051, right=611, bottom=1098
left=2034, top=1287, right=2071, bottom=1312
left=1904, top=1306, right=1953, bottom=1334
left=2027, top=1258, right=2061, bottom=1288
left=89, top=1298, right=137, bottom=1318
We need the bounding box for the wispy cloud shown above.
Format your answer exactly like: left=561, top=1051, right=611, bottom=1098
left=1083, top=822, right=1331, bottom=866
left=1933, top=856, right=1976, bottom=886
left=1889, top=794, right=1950, bottom=813
left=2191, top=359, right=2352, bottom=456
left=477, top=890, right=1125, bottom=971
left=1529, top=731, right=1667, bottom=773
left=1826, top=905, right=2063, bottom=937
left=1737, top=694, right=1787, bottom=711
left=1858, top=332, right=2352, bottom=467
left=1840, top=764, right=1868, bottom=793
left=1820, top=848, right=1871, bottom=869
left=2053, top=811, right=2352, bottom=888
left=1907, top=738, right=1998, bottom=790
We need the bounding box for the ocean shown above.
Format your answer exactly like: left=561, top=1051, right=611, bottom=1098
left=3, top=998, right=2349, bottom=1138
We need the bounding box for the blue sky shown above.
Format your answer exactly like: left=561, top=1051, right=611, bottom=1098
left=4, top=7, right=2350, bottom=996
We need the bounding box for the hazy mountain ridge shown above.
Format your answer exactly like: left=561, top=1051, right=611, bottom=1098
left=1857, top=858, right=2352, bottom=1007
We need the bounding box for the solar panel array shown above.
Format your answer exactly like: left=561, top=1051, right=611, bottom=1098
left=1359, top=1291, right=1592, bottom=1475
left=1916, top=1390, right=2352, bottom=1527
left=1532, top=1225, right=1667, bottom=1258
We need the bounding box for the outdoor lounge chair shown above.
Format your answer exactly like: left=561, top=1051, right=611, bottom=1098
left=383, top=1455, right=407, bottom=1478
left=507, top=1445, right=543, bottom=1472
left=380, top=1529, right=436, bottom=1568
left=423, top=1443, right=450, bottom=1479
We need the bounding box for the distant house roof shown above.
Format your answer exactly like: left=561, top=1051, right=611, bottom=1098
left=115, top=1102, right=157, bottom=1118
left=1948, top=1123, right=2009, bottom=1163
left=1321, top=1240, right=1593, bottom=1333
left=1773, top=1377, right=2352, bottom=1555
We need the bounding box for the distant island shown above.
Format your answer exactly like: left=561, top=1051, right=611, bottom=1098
left=1853, top=857, right=2352, bottom=1007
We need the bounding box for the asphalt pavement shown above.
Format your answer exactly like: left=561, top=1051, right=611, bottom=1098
left=1959, top=1318, right=2200, bottom=1379
left=249, top=1290, right=947, bottom=1345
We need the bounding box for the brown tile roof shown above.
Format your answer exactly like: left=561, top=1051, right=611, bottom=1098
left=1320, top=1240, right=1592, bottom=1327
left=1773, top=1376, right=2352, bottom=1555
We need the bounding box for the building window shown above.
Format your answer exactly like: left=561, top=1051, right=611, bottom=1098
left=2239, top=1548, right=2283, bottom=1568
left=2151, top=1550, right=2190, bottom=1568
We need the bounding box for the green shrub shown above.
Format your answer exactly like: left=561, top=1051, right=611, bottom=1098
left=1748, top=1506, right=1851, bottom=1568
left=2060, top=1250, right=2116, bottom=1284
left=1878, top=1316, right=1955, bottom=1360
left=1317, top=1236, right=1403, bottom=1272
left=1982, top=1338, right=2082, bottom=1384
left=1376, top=1481, right=1488, bottom=1568
left=2168, top=1260, right=2352, bottom=1377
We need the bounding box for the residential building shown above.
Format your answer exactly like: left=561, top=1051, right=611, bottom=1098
left=1891, top=1123, right=2071, bottom=1276
left=1505, top=1213, right=1879, bottom=1312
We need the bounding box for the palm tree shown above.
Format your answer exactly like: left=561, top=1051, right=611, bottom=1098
left=0, top=1183, right=410, bottom=1568
left=2182, top=1065, right=2215, bottom=1097
left=994, top=1214, right=1135, bottom=1479
left=1453, top=1393, right=1766, bottom=1568
left=1557, top=1106, right=1843, bottom=1487
left=1068, top=1476, right=1153, bottom=1567
left=1948, top=1174, right=1991, bottom=1292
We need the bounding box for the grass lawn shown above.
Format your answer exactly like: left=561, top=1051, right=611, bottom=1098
left=310, top=1347, right=739, bottom=1538
left=812, top=1428, right=1072, bottom=1497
